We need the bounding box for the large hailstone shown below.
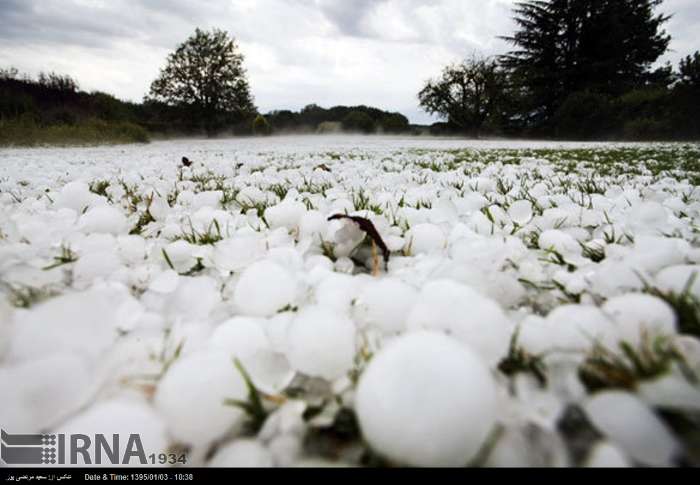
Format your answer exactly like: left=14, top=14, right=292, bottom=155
left=9, top=287, right=133, bottom=363
left=286, top=306, right=356, bottom=381
left=233, top=260, right=297, bottom=317
left=208, top=440, right=274, bottom=468
left=508, top=200, right=534, bottom=226
left=405, top=224, right=447, bottom=255
left=264, top=201, right=307, bottom=231
left=602, top=293, right=677, bottom=346
left=209, top=317, right=295, bottom=394
left=583, top=391, right=678, bottom=467
left=154, top=350, right=247, bottom=448
left=212, top=236, right=265, bottom=273
left=353, top=278, right=417, bottom=334
left=405, top=280, right=513, bottom=367
left=655, top=265, right=700, bottom=298
left=54, top=399, right=169, bottom=466
left=79, top=206, right=128, bottom=235
left=0, top=353, right=93, bottom=433
left=355, top=332, right=496, bottom=467
left=0, top=298, right=13, bottom=360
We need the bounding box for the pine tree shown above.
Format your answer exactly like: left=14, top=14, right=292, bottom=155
left=501, top=0, right=671, bottom=128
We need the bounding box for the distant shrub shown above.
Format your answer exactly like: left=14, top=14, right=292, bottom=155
left=379, top=113, right=409, bottom=134
left=623, top=118, right=671, bottom=141
left=0, top=118, right=149, bottom=147
left=552, top=91, right=615, bottom=140
left=342, top=111, right=375, bottom=134
left=252, top=115, right=272, bottom=136
left=316, top=121, right=343, bottom=134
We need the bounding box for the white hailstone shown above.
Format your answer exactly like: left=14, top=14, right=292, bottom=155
left=638, top=374, right=700, bottom=412
left=539, top=305, right=618, bottom=354
left=406, top=280, right=513, bottom=367
left=629, top=201, right=668, bottom=232
left=674, top=336, right=700, bottom=375
left=538, top=229, right=581, bottom=255
left=0, top=298, right=14, bottom=360
left=238, top=186, right=268, bottom=205
left=583, top=391, right=679, bottom=467
left=211, top=317, right=269, bottom=356
left=541, top=208, right=571, bottom=229
left=209, top=317, right=294, bottom=394
left=265, top=312, right=294, bottom=354
left=468, top=211, right=495, bottom=235
left=148, top=269, right=180, bottom=294
left=268, top=434, right=303, bottom=466
left=208, top=440, right=273, bottom=468
left=154, top=350, right=247, bottom=448
left=191, top=191, right=223, bottom=210
left=626, top=236, right=688, bottom=274
left=54, top=181, right=98, bottom=212
left=212, top=236, right=265, bottom=273
left=355, top=332, right=496, bottom=467
left=334, top=257, right=355, bottom=274
left=147, top=194, right=170, bottom=221
left=508, top=200, right=534, bottom=226
left=314, top=272, right=368, bottom=313
left=429, top=198, right=459, bottom=224
left=117, top=235, right=146, bottom=264
left=286, top=306, right=356, bottom=381
left=162, top=240, right=197, bottom=273
left=602, top=294, right=677, bottom=346
left=298, top=210, right=328, bottom=242
left=0, top=353, right=93, bottom=433
left=79, top=206, right=128, bottom=235
left=258, top=400, right=307, bottom=442
left=165, top=276, right=220, bottom=320
left=585, top=442, right=631, bottom=468
left=353, top=278, right=417, bottom=334
left=486, top=425, right=570, bottom=467
left=656, top=265, right=700, bottom=298
left=233, top=260, right=297, bottom=317
left=9, top=289, right=126, bottom=363
left=72, top=250, right=122, bottom=285
left=55, top=399, right=168, bottom=466
left=589, top=261, right=648, bottom=297
left=264, top=201, right=307, bottom=231
left=405, top=223, right=446, bottom=255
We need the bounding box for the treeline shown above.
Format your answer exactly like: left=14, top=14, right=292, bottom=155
left=261, top=105, right=410, bottom=135
left=0, top=68, right=150, bottom=146
left=420, top=0, right=700, bottom=141
left=0, top=67, right=414, bottom=146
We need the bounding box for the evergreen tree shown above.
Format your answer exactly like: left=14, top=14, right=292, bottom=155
left=501, top=0, right=671, bottom=128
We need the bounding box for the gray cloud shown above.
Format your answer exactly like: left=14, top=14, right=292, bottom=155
left=0, top=0, right=697, bottom=124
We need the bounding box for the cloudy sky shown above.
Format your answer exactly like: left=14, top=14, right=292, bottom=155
left=0, top=0, right=698, bottom=123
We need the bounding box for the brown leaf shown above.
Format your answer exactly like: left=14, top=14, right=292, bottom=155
left=328, top=214, right=390, bottom=265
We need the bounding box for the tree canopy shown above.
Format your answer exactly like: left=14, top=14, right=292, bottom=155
left=418, top=57, right=504, bottom=136
left=501, top=0, right=671, bottom=127
left=147, top=28, right=256, bottom=135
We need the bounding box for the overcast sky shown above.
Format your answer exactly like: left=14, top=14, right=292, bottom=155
left=0, top=0, right=698, bottom=124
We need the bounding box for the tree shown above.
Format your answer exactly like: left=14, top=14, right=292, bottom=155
left=342, top=111, right=375, bottom=133
left=418, top=57, right=504, bottom=136
left=252, top=114, right=272, bottom=136
left=147, top=28, right=256, bottom=135
left=679, top=52, right=700, bottom=88
left=501, top=0, right=671, bottom=127
left=379, top=113, right=409, bottom=133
